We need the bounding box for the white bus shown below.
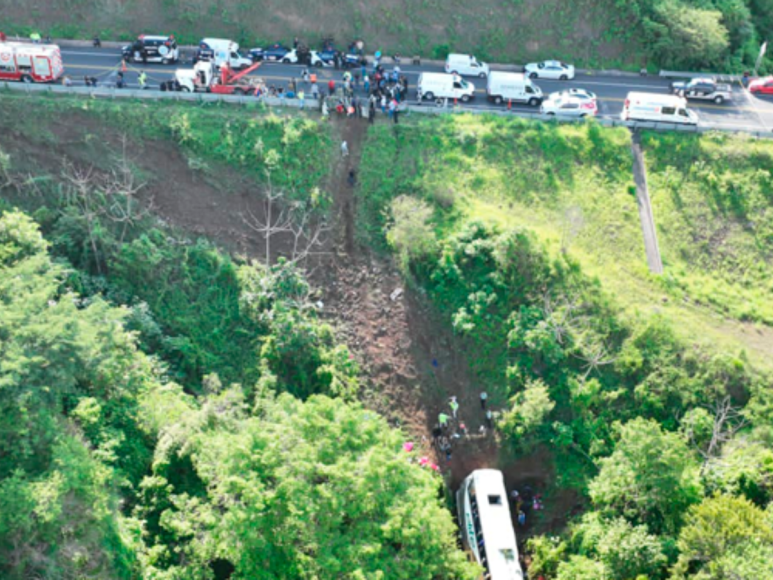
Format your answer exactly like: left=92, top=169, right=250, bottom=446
left=457, top=469, right=524, bottom=580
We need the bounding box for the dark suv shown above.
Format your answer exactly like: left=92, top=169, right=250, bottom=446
left=122, top=35, right=180, bottom=64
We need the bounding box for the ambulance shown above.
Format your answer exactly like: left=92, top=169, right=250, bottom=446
left=0, top=42, right=64, bottom=83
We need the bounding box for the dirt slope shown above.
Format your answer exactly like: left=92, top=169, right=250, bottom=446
left=8, top=0, right=630, bottom=66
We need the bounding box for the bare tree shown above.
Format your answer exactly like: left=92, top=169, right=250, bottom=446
left=573, top=340, right=617, bottom=380
left=559, top=205, right=584, bottom=254
left=542, top=291, right=586, bottom=346
left=241, top=169, right=330, bottom=268
left=59, top=138, right=150, bottom=273
left=61, top=164, right=106, bottom=275
left=697, top=396, right=748, bottom=477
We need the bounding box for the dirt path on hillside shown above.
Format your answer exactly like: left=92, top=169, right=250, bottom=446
left=316, top=117, right=567, bottom=546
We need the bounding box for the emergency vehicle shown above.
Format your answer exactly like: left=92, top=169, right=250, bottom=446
left=0, top=42, right=64, bottom=83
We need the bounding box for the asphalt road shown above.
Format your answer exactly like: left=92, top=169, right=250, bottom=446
left=57, top=46, right=773, bottom=131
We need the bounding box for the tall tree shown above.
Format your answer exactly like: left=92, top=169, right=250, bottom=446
left=140, top=389, right=479, bottom=580
left=589, top=418, right=702, bottom=534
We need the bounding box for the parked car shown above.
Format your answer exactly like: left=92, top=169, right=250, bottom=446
left=549, top=88, right=596, bottom=102
left=748, top=76, right=773, bottom=95
left=671, top=78, right=732, bottom=104
left=281, top=49, right=330, bottom=67
left=122, top=35, right=179, bottom=64
left=540, top=94, right=597, bottom=117
left=445, top=53, right=490, bottom=78
left=524, top=60, right=575, bottom=80
left=249, top=43, right=291, bottom=62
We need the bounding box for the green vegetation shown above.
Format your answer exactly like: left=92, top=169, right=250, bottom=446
left=359, top=114, right=773, bottom=577
left=0, top=209, right=472, bottom=578
left=2, top=91, right=773, bottom=578
left=4, top=0, right=773, bottom=70
left=0, top=97, right=473, bottom=579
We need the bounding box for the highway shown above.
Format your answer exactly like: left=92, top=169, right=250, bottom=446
left=56, top=46, right=773, bottom=131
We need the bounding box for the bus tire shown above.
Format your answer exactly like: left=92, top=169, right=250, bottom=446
left=528, top=98, right=540, bottom=107
left=494, top=96, right=503, bottom=105
left=461, top=94, right=470, bottom=102
left=425, top=92, right=434, bottom=101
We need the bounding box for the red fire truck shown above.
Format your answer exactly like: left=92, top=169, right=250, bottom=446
left=0, top=42, right=64, bottom=83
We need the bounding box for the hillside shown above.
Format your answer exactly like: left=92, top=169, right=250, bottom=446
left=5, top=0, right=773, bottom=70
left=1, top=92, right=773, bottom=580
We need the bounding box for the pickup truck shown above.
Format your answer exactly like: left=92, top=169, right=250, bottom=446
left=670, top=78, right=732, bottom=104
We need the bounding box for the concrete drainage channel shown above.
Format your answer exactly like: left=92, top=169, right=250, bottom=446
left=4, top=81, right=773, bottom=139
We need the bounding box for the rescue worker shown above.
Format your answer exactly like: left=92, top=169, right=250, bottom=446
left=138, top=70, right=148, bottom=90
left=30, top=32, right=41, bottom=43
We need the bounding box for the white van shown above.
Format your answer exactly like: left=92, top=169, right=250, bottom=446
left=445, top=53, right=490, bottom=78
left=621, top=92, right=698, bottom=125
left=487, top=72, right=543, bottom=106
left=417, top=73, right=476, bottom=103
left=197, top=38, right=252, bottom=70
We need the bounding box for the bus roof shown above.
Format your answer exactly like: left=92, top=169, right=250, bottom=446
left=470, top=469, right=523, bottom=580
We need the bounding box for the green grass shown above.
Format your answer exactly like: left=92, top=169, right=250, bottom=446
left=358, top=115, right=773, bottom=366
left=0, top=92, right=331, bottom=196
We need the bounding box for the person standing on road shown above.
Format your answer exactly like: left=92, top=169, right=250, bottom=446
left=138, top=70, right=148, bottom=90
left=393, top=100, right=400, bottom=124
left=298, top=89, right=305, bottom=110
left=368, top=100, right=376, bottom=124
left=480, top=391, right=488, bottom=410
left=311, top=82, right=319, bottom=100
left=341, top=140, right=349, bottom=157
left=328, top=79, right=336, bottom=96
left=486, top=409, right=494, bottom=430
left=438, top=412, right=450, bottom=430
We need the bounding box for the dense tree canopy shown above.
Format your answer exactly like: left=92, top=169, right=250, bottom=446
left=138, top=389, right=480, bottom=580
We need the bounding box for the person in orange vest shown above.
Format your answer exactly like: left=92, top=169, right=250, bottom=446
left=309, top=71, right=317, bottom=84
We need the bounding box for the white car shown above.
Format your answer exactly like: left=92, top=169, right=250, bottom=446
left=549, top=88, right=595, bottom=102
left=281, top=49, right=330, bottom=67
left=540, top=94, right=597, bottom=117
left=524, top=60, right=575, bottom=80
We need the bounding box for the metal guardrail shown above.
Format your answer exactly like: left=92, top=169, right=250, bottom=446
left=3, top=80, right=773, bottom=139
left=659, top=70, right=743, bottom=83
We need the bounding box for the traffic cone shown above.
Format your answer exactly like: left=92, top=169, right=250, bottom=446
left=454, top=97, right=458, bottom=107
left=508, top=99, right=512, bottom=110
left=121, top=59, right=127, bottom=73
